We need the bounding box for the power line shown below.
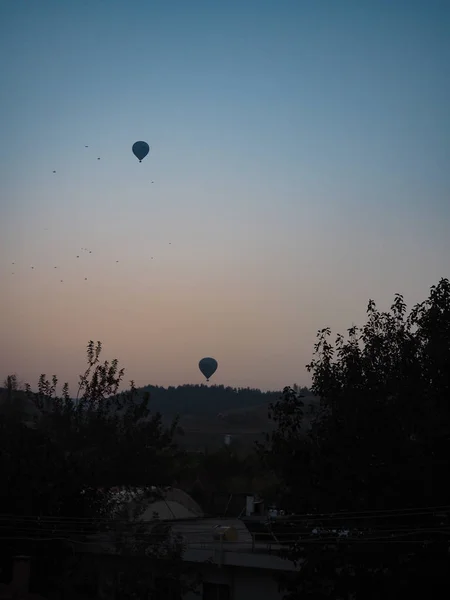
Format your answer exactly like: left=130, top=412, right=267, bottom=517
left=265, top=504, right=450, bottom=522
left=1, top=521, right=449, bottom=543
left=0, top=503, right=448, bottom=525
left=0, top=534, right=449, bottom=547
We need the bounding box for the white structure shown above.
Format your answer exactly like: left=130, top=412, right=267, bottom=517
left=87, top=487, right=298, bottom=600
left=180, top=519, right=296, bottom=600
left=245, top=494, right=265, bottom=517
left=246, top=495, right=254, bottom=517
left=224, top=434, right=231, bottom=446
left=94, top=518, right=297, bottom=600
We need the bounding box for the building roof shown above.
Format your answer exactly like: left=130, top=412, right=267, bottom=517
left=79, top=516, right=298, bottom=572
left=171, top=517, right=254, bottom=550
left=140, top=500, right=199, bottom=521
left=83, top=517, right=253, bottom=553
left=103, top=486, right=204, bottom=520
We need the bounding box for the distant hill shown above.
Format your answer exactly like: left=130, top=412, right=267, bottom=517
left=1, top=383, right=318, bottom=451
left=0, top=388, right=40, bottom=420
left=0, top=384, right=317, bottom=422
left=137, top=384, right=282, bottom=417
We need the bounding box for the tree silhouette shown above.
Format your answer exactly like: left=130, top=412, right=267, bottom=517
left=259, top=278, right=450, bottom=599
left=0, top=341, right=191, bottom=599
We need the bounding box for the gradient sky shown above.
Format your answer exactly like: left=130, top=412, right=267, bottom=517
left=1, top=0, right=449, bottom=393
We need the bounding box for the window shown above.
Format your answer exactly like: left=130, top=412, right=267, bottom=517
left=202, top=582, right=231, bottom=600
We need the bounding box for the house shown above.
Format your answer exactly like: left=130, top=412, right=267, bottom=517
left=80, top=487, right=299, bottom=600
left=177, top=518, right=297, bottom=600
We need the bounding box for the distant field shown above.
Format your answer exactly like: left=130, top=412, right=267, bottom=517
left=174, top=397, right=320, bottom=450
left=178, top=402, right=272, bottom=430
left=171, top=402, right=270, bottom=450
left=175, top=429, right=266, bottom=452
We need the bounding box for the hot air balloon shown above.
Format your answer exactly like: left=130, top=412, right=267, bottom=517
left=199, top=357, right=218, bottom=382
left=132, top=141, right=150, bottom=163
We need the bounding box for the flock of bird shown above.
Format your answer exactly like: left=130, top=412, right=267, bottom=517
left=7, top=141, right=161, bottom=283
left=9, top=244, right=173, bottom=282
left=11, top=248, right=95, bottom=282
left=51, top=144, right=154, bottom=183
left=6, top=139, right=220, bottom=383
left=52, top=145, right=99, bottom=174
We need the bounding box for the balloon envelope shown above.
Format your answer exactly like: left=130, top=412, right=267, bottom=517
left=199, top=357, right=218, bottom=381
left=132, top=141, right=150, bottom=162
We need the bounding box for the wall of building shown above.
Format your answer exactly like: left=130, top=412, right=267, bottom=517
left=184, top=562, right=284, bottom=600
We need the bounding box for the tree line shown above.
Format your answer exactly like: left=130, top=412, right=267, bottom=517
left=258, top=277, right=450, bottom=598
left=135, top=384, right=287, bottom=416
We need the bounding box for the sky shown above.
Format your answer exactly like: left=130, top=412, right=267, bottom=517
left=1, top=0, right=449, bottom=393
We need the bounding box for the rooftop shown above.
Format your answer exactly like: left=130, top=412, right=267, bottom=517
left=79, top=516, right=298, bottom=571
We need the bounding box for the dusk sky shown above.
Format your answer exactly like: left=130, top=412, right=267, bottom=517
left=1, top=0, right=449, bottom=392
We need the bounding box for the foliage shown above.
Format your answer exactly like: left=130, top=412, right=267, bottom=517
left=26, top=341, right=182, bottom=491
left=0, top=374, right=29, bottom=421
left=259, top=278, right=450, bottom=599
left=0, top=341, right=193, bottom=599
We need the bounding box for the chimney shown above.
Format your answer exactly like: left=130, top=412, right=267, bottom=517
left=11, top=556, right=31, bottom=596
